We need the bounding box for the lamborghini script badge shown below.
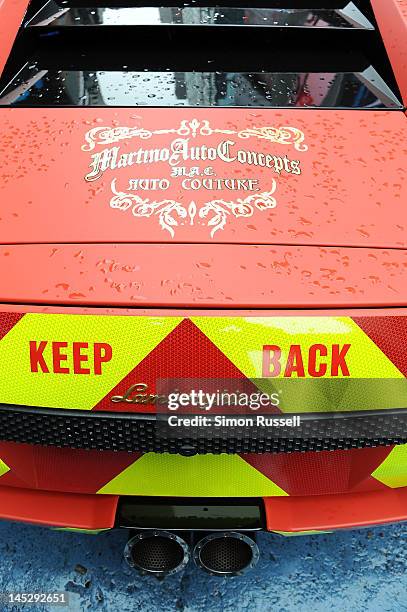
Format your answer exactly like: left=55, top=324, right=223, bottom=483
left=111, top=383, right=167, bottom=405
left=82, top=117, right=308, bottom=238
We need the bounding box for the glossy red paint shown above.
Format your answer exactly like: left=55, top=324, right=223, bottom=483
left=0, top=1, right=406, bottom=534
left=0, top=441, right=392, bottom=497
left=264, top=486, right=407, bottom=532
left=0, top=485, right=118, bottom=528
left=353, top=315, right=407, bottom=376
left=2, top=481, right=407, bottom=532
left=0, top=441, right=398, bottom=531
left=0, top=243, right=406, bottom=308
left=243, top=446, right=392, bottom=497
left=93, top=317, right=261, bottom=414
left=0, top=0, right=29, bottom=78
left=0, top=311, right=23, bottom=340
left=371, top=0, right=407, bottom=104
left=0, top=108, right=406, bottom=248
left=0, top=442, right=141, bottom=493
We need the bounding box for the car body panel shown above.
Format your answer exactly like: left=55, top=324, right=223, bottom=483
left=0, top=243, right=406, bottom=308
left=0, top=0, right=29, bottom=78
left=0, top=0, right=406, bottom=535
left=371, top=0, right=407, bottom=104
left=0, top=108, right=406, bottom=248
left=0, top=309, right=405, bottom=412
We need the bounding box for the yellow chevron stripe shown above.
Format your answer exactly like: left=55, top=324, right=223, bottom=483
left=192, top=316, right=403, bottom=379
left=371, top=444, right=407, bottom=488
left=0, top=459, right=10, bottom=478
left=0, top=314, right=182, bottom=409
left=97, top=453, right=288, bottom=497
left=191, top=316, right=404, bottom=412
left=0, top=313, right=403, bottom=412
left=52, top=528, right=111, bottom=534
left=271, top=530, right=332, bottom=536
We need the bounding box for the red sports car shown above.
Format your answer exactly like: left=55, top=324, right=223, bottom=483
left=0, top=0, right=406, bottom=577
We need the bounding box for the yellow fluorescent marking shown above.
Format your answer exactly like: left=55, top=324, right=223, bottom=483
left=191, top=316, right=404, bottom=412
left=0, top=314, right=403, bottom=411
left=97, top=453, right=288, bottom=497
left=191, top=316, right=403, bottom=380
left=0, top=314, right=182, bottom=410
left=52, top=528, right=111, bottom=534
left=0, top=460, right=10, bottom=478
left=371, top=444, right=407, bottom=488
left=271, top=530, right=332, bottom=537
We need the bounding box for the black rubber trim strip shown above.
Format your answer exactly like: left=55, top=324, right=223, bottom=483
left=0, top=403, right=406, bottom=454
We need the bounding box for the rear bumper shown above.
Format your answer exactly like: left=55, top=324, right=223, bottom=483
left=1, top=485, right=407, bottom=533
left=264, top=487, right=407, bottom=533
left=0, top=485, right=118, bottom=530
left=0, top=307, right=405, bottom=533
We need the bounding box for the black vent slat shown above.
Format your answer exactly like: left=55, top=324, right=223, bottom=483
left=29, top=0, right=377, bottom=9
left=0, top=68, right=399, bottom=108
left=26, top=3, right=375, bottom=29
left=0, top=0, right=402, bottom=108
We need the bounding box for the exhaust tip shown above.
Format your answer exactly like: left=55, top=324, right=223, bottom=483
left=124, top=530, right=190, bottom=577
left=193, top=532, right=259, bottom=577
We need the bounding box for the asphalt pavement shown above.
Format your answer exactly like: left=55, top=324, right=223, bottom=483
left=0, top=521, right=406, bottom=611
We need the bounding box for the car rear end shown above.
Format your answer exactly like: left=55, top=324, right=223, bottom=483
left=0, top=0, right=406, bottom=577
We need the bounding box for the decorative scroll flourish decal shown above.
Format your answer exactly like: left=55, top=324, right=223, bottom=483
left=83, top=116, right=308, bottom=238
left=82, top=126, right=154, bottom=152
left=82, top=118, right=308, bottom=152
left=110, top=178, right=277, bottom=238
left=110, top=179, right=188, bottom=238
left=237, top=126, right=308, bottom=152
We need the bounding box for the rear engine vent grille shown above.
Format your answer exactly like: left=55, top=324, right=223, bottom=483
left=0, top=404, right=406, bottom=454
left=0, top=0, right=402, bottom=108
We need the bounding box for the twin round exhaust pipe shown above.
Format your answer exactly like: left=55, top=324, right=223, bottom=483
left=193, top=531, right=259, bottom=577
left=124, top=531, right=190, bottom=577
left=124, top=530, right=259, bottom=578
